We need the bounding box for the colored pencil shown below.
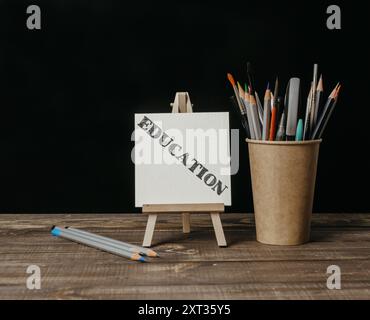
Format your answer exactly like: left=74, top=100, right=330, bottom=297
left=303, top=82, right=314, bottom=140
left=237, top=82, right=255, bottom=139
left=227, top=64, right=339, bottom=141
left=262, top=84, right=271, bottom=140
left=311, top=84, right=341, bottom=139
left=66, top=227, right=158, bottom=257
left=275, top=111, right=286, bottom=141
left=269, top=103, right=278, bottom=141
left=295, top=119, right=303, bottom=141
left=244, top=84, right=256, bottom=139
left=255, top=91, right=264, bottom=125
left=313, top=75, right=323, bottom=127
left=269, top=77, right=279, bottom=140
left=249, top=94, right=262, bottom=140
left=51, top=226, right=147, bottom=262
left=309, top=64, right=319, bottom=134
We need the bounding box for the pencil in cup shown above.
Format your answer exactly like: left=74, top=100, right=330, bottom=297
left=249, top=94, right=262, bottom=140
left=313, top=75, right=323, bottom=128
left=311, top=83, right=340, bottom=140
left=244, top=84, right=257, bottom=140
left=270, top=96, right=282, bottom=141
left=255, top=91, right=264, bottom=126
left=229, top=95, right=251, bottom=138
left=262, top=87, right=271, bottom=140
left=269, top=106, right=277, bottom=140
left=51, top=226, right=147, bottom=262
left=65, top=227, right=158, bottom=257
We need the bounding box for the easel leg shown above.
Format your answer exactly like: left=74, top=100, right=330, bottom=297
left=142, top=214, right=157, bottom=247
left=210, top=212, right=227, bottom=247
left=182, top=213, right=190, bottom=233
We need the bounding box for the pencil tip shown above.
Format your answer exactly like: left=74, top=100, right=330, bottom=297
left=335, top=84, right=342, bottom=98
left=147, top=250, right=158, bottom=257
left=265, top=86, right=271, bottom=99
left=139, top=256, right=147, bottom=262
left=317, top=75, right=323, bottom=91
left=330, top=83, right=339, bottom=98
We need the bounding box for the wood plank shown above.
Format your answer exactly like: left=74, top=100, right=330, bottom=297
left=182, top=213, right=190, bottom=233
left=1, top=236, right=369, bottom=262
left=0, top=213, right=369, bottom=300
left=210, top=213, right=227, bottom=246
left=142, top=203, right=224, bottom=213
left=0, top=260, right=369, bottom=299
left=1, top=213, right=370, bottom=231
left=142, top=214, right=157, bottom=247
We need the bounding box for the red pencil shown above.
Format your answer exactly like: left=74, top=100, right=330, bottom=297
left=269, top=77, right=279, bottom=140
left=269, top=102, right=277, bottom=140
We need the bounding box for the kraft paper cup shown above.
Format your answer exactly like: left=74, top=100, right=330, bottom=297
left=247, top=139, right=321, bottom=245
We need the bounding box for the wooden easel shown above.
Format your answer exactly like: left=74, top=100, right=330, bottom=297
left=142, top=92, right=227, bottom=247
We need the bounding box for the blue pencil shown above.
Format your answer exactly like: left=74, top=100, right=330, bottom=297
left=51, top=226, right=147, bottom=262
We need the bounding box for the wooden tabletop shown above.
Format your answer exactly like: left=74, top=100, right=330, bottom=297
left=0, top=213, right=369, bottom=300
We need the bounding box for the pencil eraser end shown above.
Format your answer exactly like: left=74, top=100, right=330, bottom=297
left=51, top=228, right=61, bottom=237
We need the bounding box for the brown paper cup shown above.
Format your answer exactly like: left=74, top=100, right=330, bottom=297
left=247, top=139, right=321, bottom=245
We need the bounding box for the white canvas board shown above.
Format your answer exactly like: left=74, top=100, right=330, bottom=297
left=134, top=112, right=231, bottom=207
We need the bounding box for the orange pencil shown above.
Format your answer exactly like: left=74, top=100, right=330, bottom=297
left=269, top=102, right=277, bottom=140
left=269, top=77, right=279, bottom=140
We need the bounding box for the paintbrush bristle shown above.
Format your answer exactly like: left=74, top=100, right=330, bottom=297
left=227, top=73, right=235, bottom=86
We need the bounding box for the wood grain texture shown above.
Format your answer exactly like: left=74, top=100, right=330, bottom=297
left=142, top=203, right=224, bottom=213
left=142, top=214, right=157, bottom=247
left=0, top=213, right=370, bottom=300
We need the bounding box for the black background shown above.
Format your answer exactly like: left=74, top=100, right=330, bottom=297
left=0, top=0, right=369, bottom=213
